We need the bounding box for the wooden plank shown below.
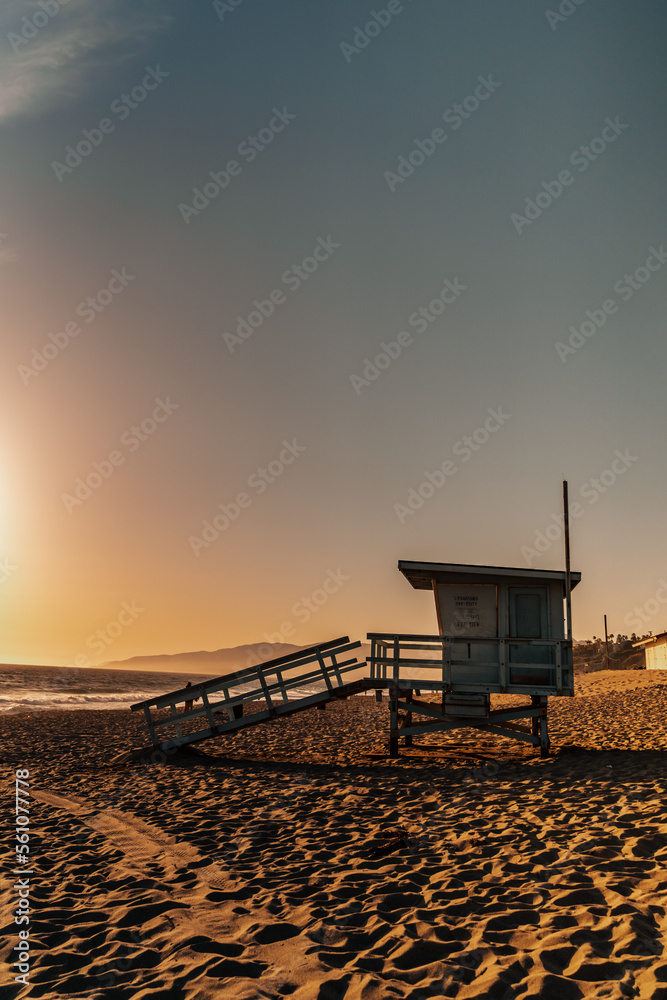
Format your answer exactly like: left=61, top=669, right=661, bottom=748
left=369, top=631, right=563, bottom=649
left=480, top=722, right=539, bottom=746
left=398, top=717, right=539, bottom=743
left=359, top=677, right=562, bottom=696
left=488, top=706, right=542, bottom=723
left=395, top=697, right=456, bottom=723
left=370, top=657, right=444, bottom=670
left=393, top=698, right=540, bottom=726
left=368, top=631, right=449, bottom=642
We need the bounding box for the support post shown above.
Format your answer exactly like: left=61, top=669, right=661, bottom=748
left=531, top=695, right=539, bottom=738
left=499, top=638, right=507, bottom=693
left=404, top=688, right=413, bottom=747
left=389, top=690, right=399, bottom=757
left=539, top=696, right=549, bottom=757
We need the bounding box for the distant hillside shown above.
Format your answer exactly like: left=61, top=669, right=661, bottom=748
left=104, top=640, right=372, bottom=675
left=102, top=642, right=303, bottom=674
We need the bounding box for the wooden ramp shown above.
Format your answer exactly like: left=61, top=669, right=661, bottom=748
left=131, top=636, right=370, bottom=751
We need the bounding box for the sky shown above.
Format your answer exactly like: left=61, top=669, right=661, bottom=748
left=2, top=0, right=667, bottom=667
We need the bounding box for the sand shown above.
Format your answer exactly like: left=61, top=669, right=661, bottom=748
left=2, top=669, right=667, bottom=999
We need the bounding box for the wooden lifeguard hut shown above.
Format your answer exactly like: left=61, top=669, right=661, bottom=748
left=368, top=560, right=581, bottom=757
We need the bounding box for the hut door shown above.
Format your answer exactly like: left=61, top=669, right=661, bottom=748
left=509, top=587, right=550, bottom=665
left=509, top=587, right=548, bottom=638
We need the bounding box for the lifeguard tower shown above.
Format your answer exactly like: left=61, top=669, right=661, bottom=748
left=368, top=560, right=581, bottom=757
left=130, top=561, right=580, bottom=760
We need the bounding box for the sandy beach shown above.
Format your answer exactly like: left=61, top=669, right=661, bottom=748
left=2, top=669, right=667, bottom=999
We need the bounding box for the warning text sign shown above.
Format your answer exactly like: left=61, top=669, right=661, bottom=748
left=437, top=584, right=497, bottom=637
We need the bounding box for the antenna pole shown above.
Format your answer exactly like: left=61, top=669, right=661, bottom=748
left=563, top=481, right=572, bottom=644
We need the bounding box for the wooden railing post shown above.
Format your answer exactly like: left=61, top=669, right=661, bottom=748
left=201, top=690, right=217, bottom=733
left=276, top=669, right=289, bottom=704
left=329, top=652, right=343, bottom=687
left=443, top=637, right=452, bottom=692
left=389, top=636, right=400, bottom=757
left=169, top=703, right=183, bottom=741
left=316, top=649, right=334, bottom=692
left=144, top=705, right=158, bottom=747
left=257, top=664, right=275, bottom=714
left=499, top=638, right=507, bottom=692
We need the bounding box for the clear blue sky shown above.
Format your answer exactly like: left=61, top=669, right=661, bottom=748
left=2, top=0, right=667, bottom=664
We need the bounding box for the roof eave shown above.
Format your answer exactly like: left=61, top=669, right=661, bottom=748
left=398, top=560, right=582, bottom=590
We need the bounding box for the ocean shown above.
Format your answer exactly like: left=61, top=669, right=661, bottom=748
left=0, top=662, right=343, bottom=714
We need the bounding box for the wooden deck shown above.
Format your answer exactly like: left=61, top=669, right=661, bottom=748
left=131, top=632, right=569, bottom=758
left=368, top=633, right=559, bottom=757
left=367, top=632, right=574, bottom=697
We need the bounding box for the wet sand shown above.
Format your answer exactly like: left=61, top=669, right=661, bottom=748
left=1, top=669, right=667, bottom=999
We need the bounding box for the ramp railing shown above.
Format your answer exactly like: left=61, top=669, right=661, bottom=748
left=131, top=636, right=367, bottom=750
